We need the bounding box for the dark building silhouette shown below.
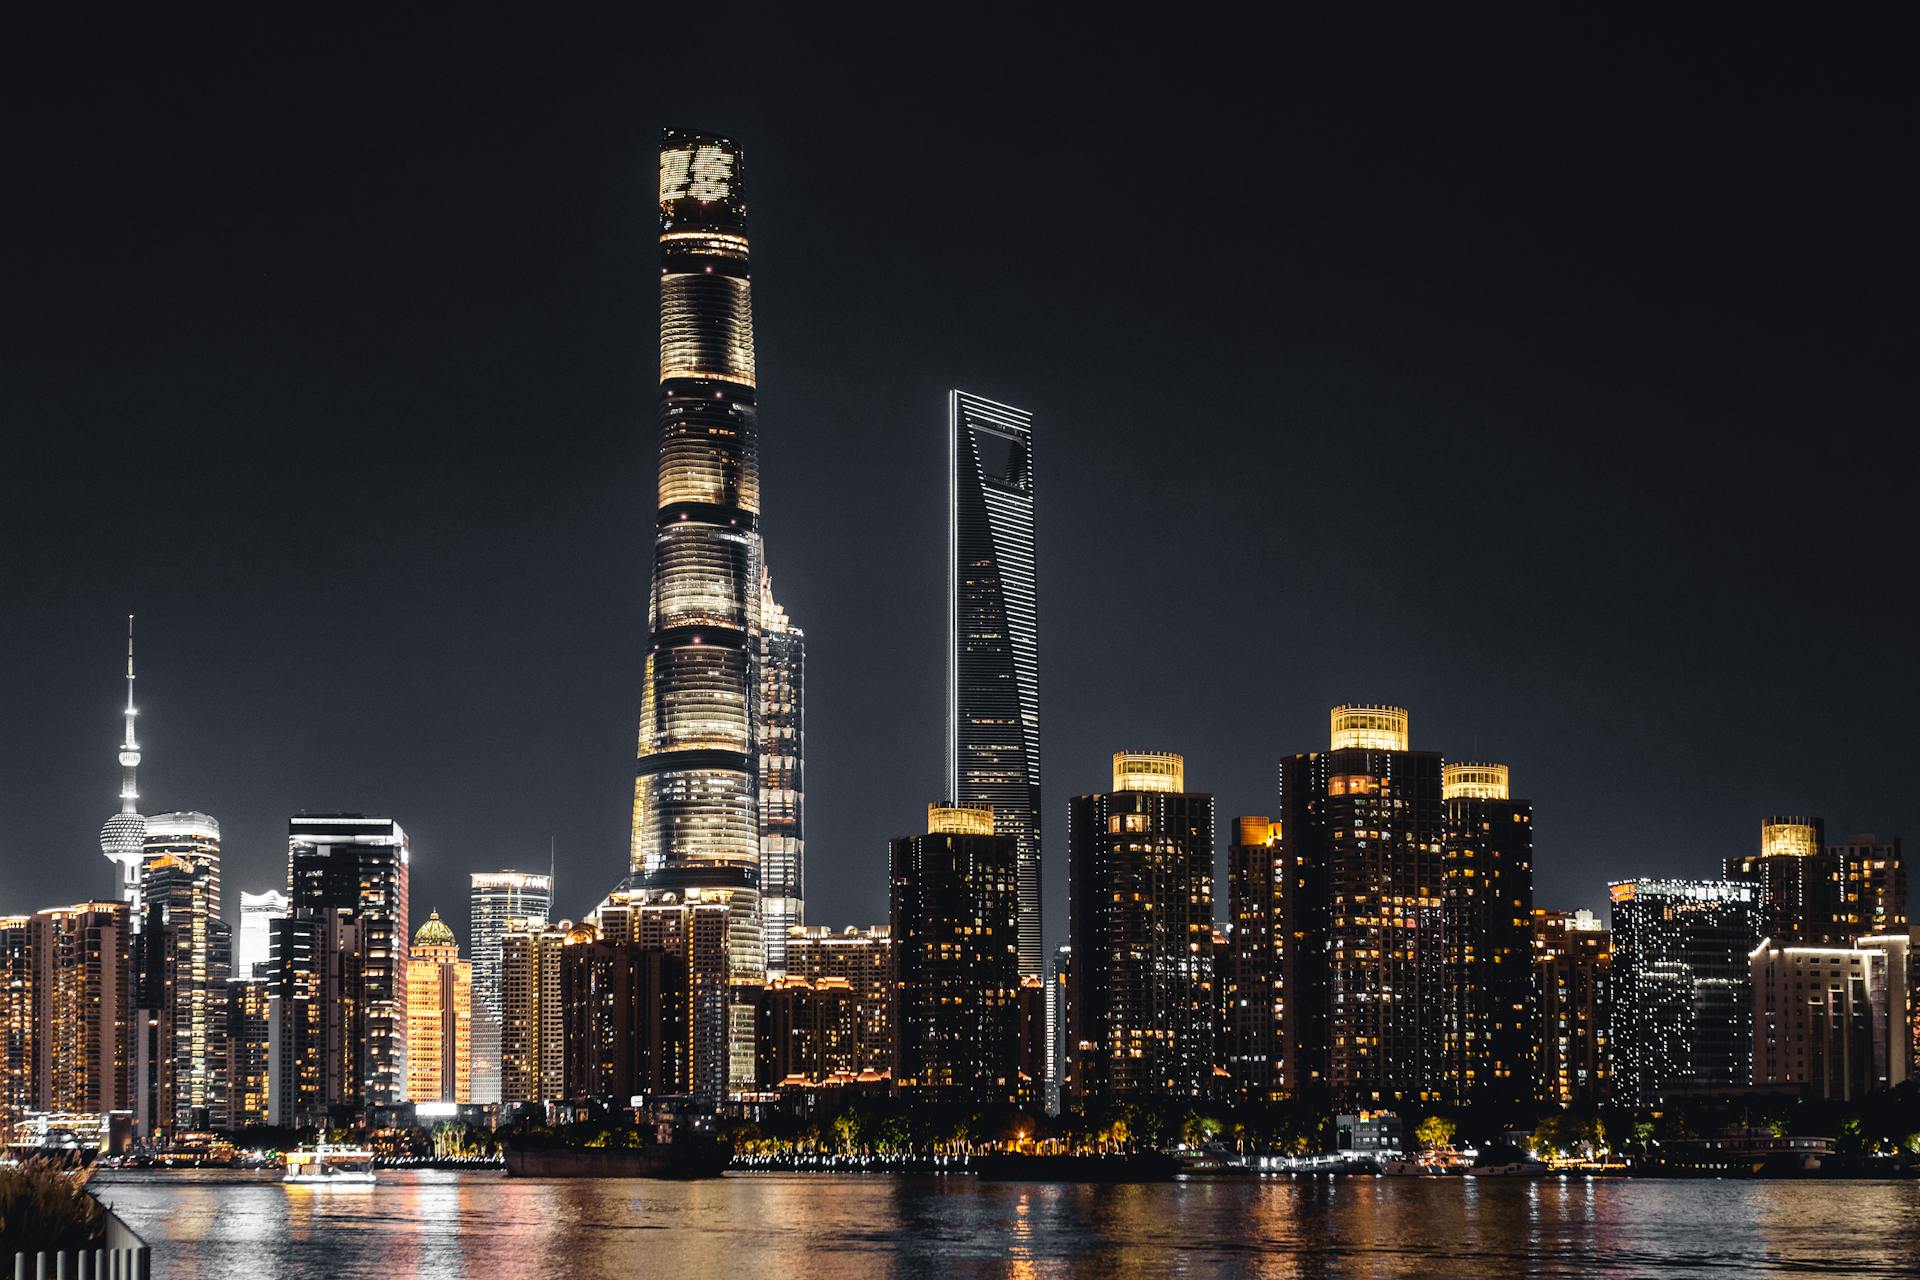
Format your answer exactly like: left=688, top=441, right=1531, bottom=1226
left=1441, top=763, right=1536, bottom=1105
left=1278, top=706, right=1446, bottom=1107
left=889, top=805, right=1022, bottom=1101
left=1065, top=753, right=1215, bottom=1105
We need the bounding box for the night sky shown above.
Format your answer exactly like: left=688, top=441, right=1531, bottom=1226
left=5, top=14, right=1914, bottom=954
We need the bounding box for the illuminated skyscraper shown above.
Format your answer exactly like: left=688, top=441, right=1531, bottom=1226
left=286, top=814, right=410, bottom=1108
left=782, top=925, right=891, bottom=1074
left=140, top=812, right=230, bottom=1129
left=405, top=911, right=472, bottom=1105
left=0, top=917, right=33, bottom=1144
left=1278, top=705, right=1446, bottom=1106
left=500, top=919, right=569, bottom=1106
left=99, top=617, right=148, bottom=921
left=948, top=391, right=1041, bottom=980
left=468, top=871, right=552, bottom=1104
left=1066, top=754, right=1215, bottom=1105
left=759, top=577, right=805, bottom=971
left=30, top=902, right=136, bottom=1117
left=225, top=976, right=272, bottom=1129
left=628, top=129, right=785, bottom=1088
left=1226, top=817, right=1289, bottom=1103
left=1441, top=763, right=1536, bottom=1105
left=1608, top=878, right=1759, bottom=1103
left=891, top=805, right=1023, bottom=1101
left=1531, top=908, right=1612, bottom=1103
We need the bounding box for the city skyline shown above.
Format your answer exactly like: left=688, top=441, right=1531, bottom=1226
left=6, top=18, right=1917, bottom=963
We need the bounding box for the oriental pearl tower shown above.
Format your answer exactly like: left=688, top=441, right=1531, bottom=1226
left=99, top=615, right=148, bottom=921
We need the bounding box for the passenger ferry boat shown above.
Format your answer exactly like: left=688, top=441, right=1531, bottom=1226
left=283, top=1144, right=377, bottom=1184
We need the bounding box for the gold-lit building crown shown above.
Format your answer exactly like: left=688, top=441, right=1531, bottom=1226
left=1443, top=762, right=1510, bottom=800
left=1112, top=752, right=1185, bottom=793
left=1236, top=816, right=1278, bottom=846
left=927, top=804, right=995, bottom=836
left=1330, top=705, right=1409, bottom=752
left=1760, top=817, right=1820, bottom=859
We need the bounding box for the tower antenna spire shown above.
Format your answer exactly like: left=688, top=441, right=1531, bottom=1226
left=101, top=613, right=150, bottom=914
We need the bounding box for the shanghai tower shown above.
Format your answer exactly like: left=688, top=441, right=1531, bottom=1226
left=628, top=130, right=790, bottom=1074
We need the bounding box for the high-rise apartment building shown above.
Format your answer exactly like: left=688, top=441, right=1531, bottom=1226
left=597, top=891, right=735, bottom=1103
left=1278, top=705, right=1446, bottom=1106
left=559, top=924, right=690, bottom=1101
left=759, top=580, right=805, bottom=971
left=947, top=391, right=1041, bottom=980
left=405, top=911, right=472, bottom=1105
left=1226, top=817, right=1288, bottom=1103
left=1531, top=908, right=1612, bottom=1103
left=782, top=925, right=892, bottom=1075
left=1441, top=763, right=1536, bottom=1105
left=890, top=805, right=1023, bottom=1101
left=236, top=889, right=287, bottom=980
left=140, top=812, right=230, bottom=1130
left=286, top=814, right=410, bottom=1108
left=1751, top=940, right=1907, bottom=1100
left=226, top=976, right=272, bottom=1130
left=629, top=130, right=798, bottom=1090
left=500, top=919, right=569, bottom=1106
left=267, top=911, right=362, bottom=1127
left=468, top=871, right=552, bottom=1104
left=1066, top=754, right=1215, bottom=1105
left=1724, top=819, right=1907, bottom=946
left=1608, top=878, right=1759, bottom=1103
left=0, top=917, right=33, bottom=1143
left=1833, top=833, right=1907, bottom=939
left=30, top=902, right=136, bottom=1117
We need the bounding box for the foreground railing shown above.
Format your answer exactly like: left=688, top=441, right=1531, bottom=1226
left=7, top=1198, right=148, bottom=1280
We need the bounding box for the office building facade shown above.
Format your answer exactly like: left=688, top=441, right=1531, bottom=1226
left=468, top=871, right=552, bottom=1104
left=1608, top=878, right=1760, bottom=1103
left=140, top=812, right=230, bottom=1130
left=948, top=391, right=1041, bottom=980
left=759, top=581, right=805, bottom=971
left=286, top=814, right=410, bottom=1107
left=1751, top=940, right=1907, bottom=1099
left=405, top=911, right=472, bottom=1105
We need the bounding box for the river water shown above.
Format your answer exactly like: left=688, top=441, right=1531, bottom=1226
left=92, top=1169, right=1920, bottom=1278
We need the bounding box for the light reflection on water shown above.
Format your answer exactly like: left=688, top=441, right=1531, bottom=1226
left=91, top=1171, right=1920, bottom=1279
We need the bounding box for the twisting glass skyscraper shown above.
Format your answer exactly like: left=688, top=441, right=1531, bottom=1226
left=948, top=392, right=1041, bottom=978
left=629, top=130, right=795, bottom=1085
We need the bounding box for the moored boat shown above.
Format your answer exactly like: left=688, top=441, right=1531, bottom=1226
left=284, top=1144, right=377, bottom=1185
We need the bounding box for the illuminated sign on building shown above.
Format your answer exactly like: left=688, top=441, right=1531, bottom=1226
left=660, top=144, right=737, bottom=204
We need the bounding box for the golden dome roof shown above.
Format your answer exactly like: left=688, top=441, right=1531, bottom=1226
left=413, top=908, right=457, bottom=949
